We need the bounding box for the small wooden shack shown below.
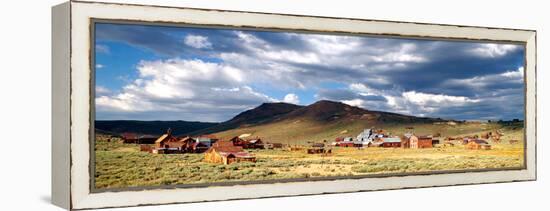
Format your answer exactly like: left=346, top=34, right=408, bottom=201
left=263, top=142, right=283, bottom=150
left=136, top=135, right=157, bottom=144
left=465, top=139, right=491, bottom=150
left=400, top=136, right=410, bottom=148
left=230, top=136, right=247, bottom=147
left=432, top=138, right=440, bottom=146
left=246, top=138, right=264, bottom=149
left=121, top=133, right=138, bottom=144
left=204, top=141, right=256, bottom=165
left=410, top=135, right=433, bottom=149
left=188, top=141, right=209, bottom=153
left=338, top=142, right=355, bottom=147
left=380, top=137, right=402, bottom=148
left=307, top=143, right=331, bottom=154
left=271, top=142, right=283, bottom=148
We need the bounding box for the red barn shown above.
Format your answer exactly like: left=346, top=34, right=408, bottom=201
left=410, top=135, right=433, bottom=149
left=338, top=142, right=355, bottom=147
left=380, top=137, right=402, bottom=148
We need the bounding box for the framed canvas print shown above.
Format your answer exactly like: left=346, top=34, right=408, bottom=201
left=52, top=1, right=537, bottom=210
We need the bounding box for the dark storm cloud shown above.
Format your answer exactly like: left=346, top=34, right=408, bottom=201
left=96, top=23, right=251, bottom=57
left=96, top=23, right=525, bottom=121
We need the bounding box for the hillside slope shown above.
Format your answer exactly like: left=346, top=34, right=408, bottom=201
left=211, top=100, right=442, bottom=143
left=191, top=102, right=303, bottom=135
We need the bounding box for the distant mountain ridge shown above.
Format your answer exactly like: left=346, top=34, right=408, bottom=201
left=95, top=120, right=218, bottom=136
left=200, top=100, right=443, bottom=140
left=96, top=100, right=444, bottom=140
left=190, top=102, right=303, bottom=135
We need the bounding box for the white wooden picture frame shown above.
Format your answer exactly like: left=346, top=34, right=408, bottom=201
left=52, top=1, right=536, bottom=210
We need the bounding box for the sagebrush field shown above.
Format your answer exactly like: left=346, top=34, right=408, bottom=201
left=94, top=123, right=524, bottom=189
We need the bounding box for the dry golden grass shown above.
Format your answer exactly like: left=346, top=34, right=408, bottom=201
left=94, top=123, right=524, bottom=189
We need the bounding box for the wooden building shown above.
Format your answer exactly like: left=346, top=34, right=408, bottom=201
left=154, top=134, right=178, bottom=149
left=136, top=135, right=157, bottom=144
left=465, top=139, right=491, bottom=150
left=263, top=142, right=283, bottom=150
left=410, top=135, right=433, bottom=149
left=121, top=133, right=138, bottom=144
left=204, top=141, right=256, bottom=165
left=230, top=136, right=264, bottom=149
left=189, top=142, right=209, bottom=153
left=230, top=136, right=247, bottom=147
left=338, top=142, right=355, bottom=147
left=121, top=133, right=157, bottom=144
left=432, top=138, right=440, bottom=146
left=380, top=137, right=402, bottom=148
left=307, top=143, right=331, bottom=154
left=246, top=138, right=264, bottom=149
left=270, top=142, right=283, bottom=148
left=400, top=136, right=410, bottom=148
left=153, top=129, right=196, bottom=153
left=195, top=135, right=219, bottom=147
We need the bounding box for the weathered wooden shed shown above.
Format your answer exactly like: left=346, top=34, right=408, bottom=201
left=410, top=135, right=433, bottom=149
left=400, top=136, right=410, bottom=148
left=380, top=137, right=402, bottom=148
left=121, top=133, right=138, bottom=144
left=230, top=136, right=247, bottom=147
left=246, top=138, right=264, bottom=149
left=338, top=142, right=355, bottom=147
left=136, top=135, right=157, bottom=144
left=204, top=141, right=256, bottom=164
left=270, top=142, right=283, bottom=148
left=189, top=141, right=209, bottom=153
left=306, top=143, right=331, bottom=154
left=465, top=139, right=491, bottom=150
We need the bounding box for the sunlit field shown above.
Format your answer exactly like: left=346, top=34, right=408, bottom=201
left=94, top=123, right=524, bottom=189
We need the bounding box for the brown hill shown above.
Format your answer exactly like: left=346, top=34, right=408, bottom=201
left=191, top=102, right=302, bottom=135
left=228, top=102, right=304, bottom=125
left=207, top=100, right=442, bottom=144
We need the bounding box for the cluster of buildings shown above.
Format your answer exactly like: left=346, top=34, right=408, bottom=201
left=332, top=128, right=440, bottom=149
left=118, top=126, right=496, bottom=166
left=204, top=140, right=256, bottom=165
left=331, top=129, right=381, bottom=148
left=332, top=128, right=493, bottom=150
left=121, top=129, right=286, bottom=165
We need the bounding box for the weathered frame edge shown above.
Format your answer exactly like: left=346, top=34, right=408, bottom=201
left=52, top=2, right=72, bottom=210
left=67, top=1, right=538, bottom=210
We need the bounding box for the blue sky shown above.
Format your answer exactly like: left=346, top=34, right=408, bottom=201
left=94, top=23, right=525, bottom=122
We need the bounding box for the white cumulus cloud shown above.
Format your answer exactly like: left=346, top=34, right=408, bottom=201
left=184, top=35, right=212, bottom=49
left=283, top=93, right=300, bottom=104
left=402, top=91, right=480, bottom=106
left=96, top=59, right=275, bottom=121
left=470, top=43, right=519, bottom=58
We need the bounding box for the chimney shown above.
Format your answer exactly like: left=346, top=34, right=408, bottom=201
left=167, top=128, right=172, bottom=136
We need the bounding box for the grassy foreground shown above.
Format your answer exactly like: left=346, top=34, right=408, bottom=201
left=94, top=124, right=524, bottom=189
